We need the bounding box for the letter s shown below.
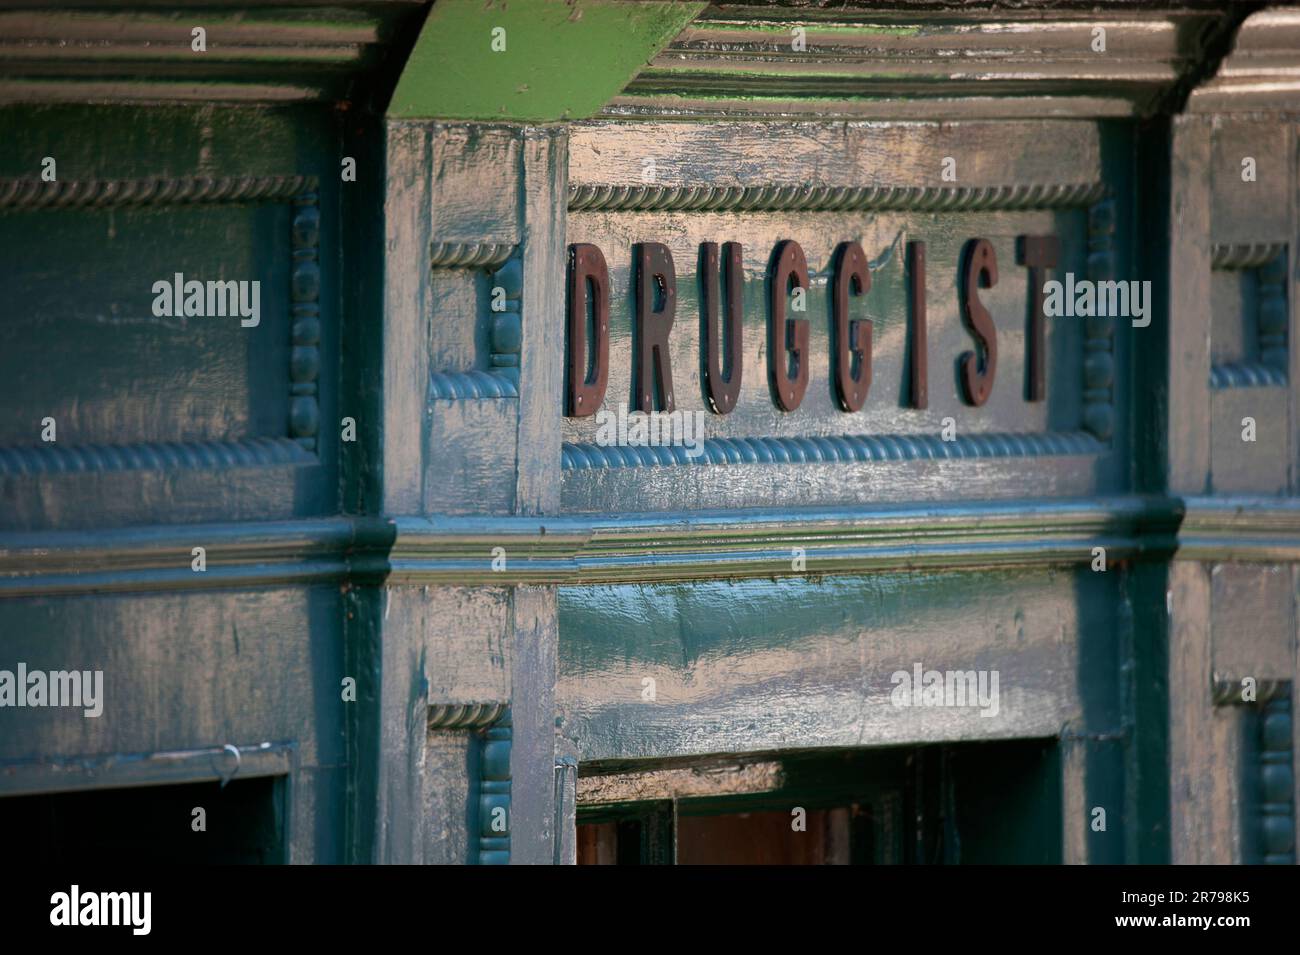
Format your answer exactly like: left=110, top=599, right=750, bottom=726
left=959, top=238, right=998, bottom=406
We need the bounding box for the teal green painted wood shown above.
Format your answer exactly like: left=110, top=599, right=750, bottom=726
left=389, top=0, right=705, bottom=121
left=0, top=105, right=342, bottom=532
left=0, top=100, right=352, bottom=862
left=556, top=568, right=1112, bottom=755
left=3, top=1, right=1297, bottom=870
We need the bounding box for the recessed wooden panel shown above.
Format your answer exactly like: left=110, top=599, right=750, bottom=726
left=1210, top=388, right=1288, bottom=494
left=1211, top=268, right=1255, bottom=368
left=0, top=104, right=339, bottom=530
left=0, top=201, right=292, bottom=449
left=1211, top=563, right=1294, bottom=681
left=1211, top=119, right=1289, bottom=246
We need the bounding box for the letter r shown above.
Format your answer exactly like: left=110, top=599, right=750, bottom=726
left=634, top=242, right=677, bottom=413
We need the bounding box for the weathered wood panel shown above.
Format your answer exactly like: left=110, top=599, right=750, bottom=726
left=557, top=568, right=1110, bottom=762
left=1211, top=387, right=1289, bottom=494
left=0, top=104, right=341, bottom=531
left=562, top=119, right=1128, bottom=513
left=0, top=586, right=344, bottom=863
left=569, top=121, right=1103, bottom=190
left=1212, top=563, right=1295, bottom=681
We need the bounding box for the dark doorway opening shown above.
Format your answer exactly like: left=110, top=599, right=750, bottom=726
left=0, top=775, right=287, bottom=864
left=576, top=739, right=1060, bottom=865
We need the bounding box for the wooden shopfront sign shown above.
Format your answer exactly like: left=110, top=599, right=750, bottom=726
left=565, top=234, right=1062, bottom=418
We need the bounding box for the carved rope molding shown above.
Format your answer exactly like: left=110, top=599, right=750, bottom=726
left=569, top=182, right=1108, bottom=214
left=1211, top=679, right=1290, bottom=707
left=428, top=245, right=523, bottom=400
left=1211, top=364, right=1288, bottom=389
left=0, top=175, right=315, bottom=209
left=563, top=431, right=1103, bottom=470
left=1212, top=243, right=1287, bottom=271
left=0, top=173, right=322, bottom=474
left=429, top=241, right=517, bottom=269
left=0, top=437, right=312, bottom=476
left=427, top=702, right=509, bottom=730
left=427, top=370, right=519, bottom=400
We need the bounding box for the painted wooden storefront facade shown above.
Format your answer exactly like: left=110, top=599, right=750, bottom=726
left=0, top=1, right=1297, bottom=864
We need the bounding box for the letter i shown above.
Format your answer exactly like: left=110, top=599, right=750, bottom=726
left=907, top=241, right=928, bottom=409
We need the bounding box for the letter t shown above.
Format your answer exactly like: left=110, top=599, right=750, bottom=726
left=1017, top=235, right=1059, bottom=402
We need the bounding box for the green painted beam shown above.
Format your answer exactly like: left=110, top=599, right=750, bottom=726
left=388, top=0, right=705, bottom=121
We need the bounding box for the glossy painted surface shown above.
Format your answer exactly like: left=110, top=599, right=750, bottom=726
left=557, top=568, right=1115, bottom=759
left=2, top=3, right=1298, bottom=869
left=2, top=203, right=288, bottom=445
left=558, top=118, right=1133, bottom=513
left=0, top=98, right=348, bottom=861
left=0, top=105, right=340, bottom=532
left=563, top=207, right=1088, bottom=439
left=0, top=585, right=346, bottom=862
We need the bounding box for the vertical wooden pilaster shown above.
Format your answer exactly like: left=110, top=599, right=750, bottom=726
left=362, top=120, right=437, bottom=864
left=510, top=586, right=559, bottom=864
left=1288, top=121, right=1300, bottom=495
left=506, top=128, right=567, bottom=862
left=1164, top=116, right=1232, bottom=862
left=381, top=122, right=433, bottom=515
left=1169, top=561, right=1240, bottom=863
left=515, top=126, right=567, bottom=517
left=369, top=121, right=566, bottom=863
left=1167, top=116, right=1214, bottom=496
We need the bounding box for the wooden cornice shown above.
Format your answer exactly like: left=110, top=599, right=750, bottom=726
left=1188, top=7, right=1300, bottom=112
left=0, top=1, right=428, bottom=105
left=608, top=3, right=1235, bottom=119
left=0, top=2, right=1283, bottom=117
